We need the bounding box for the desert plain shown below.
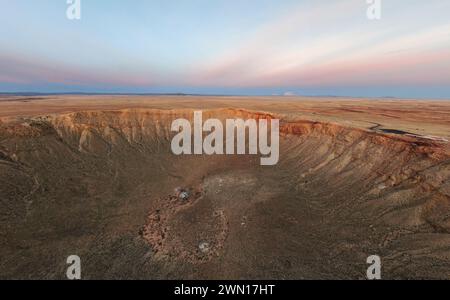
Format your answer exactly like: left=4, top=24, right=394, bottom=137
left=0, top=95, right=449, bottom=279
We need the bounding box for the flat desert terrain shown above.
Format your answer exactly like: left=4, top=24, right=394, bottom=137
left=1, top=95, right=449, bottom=279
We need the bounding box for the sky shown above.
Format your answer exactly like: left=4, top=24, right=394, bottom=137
left=1, top=0, right=450, bottom=98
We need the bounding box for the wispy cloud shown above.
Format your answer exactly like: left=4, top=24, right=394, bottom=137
left=188, top=1, right=450, bottom=87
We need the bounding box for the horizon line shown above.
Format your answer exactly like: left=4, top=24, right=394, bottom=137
left=1, top=91, right=450, bottom=101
